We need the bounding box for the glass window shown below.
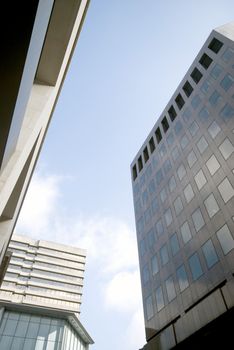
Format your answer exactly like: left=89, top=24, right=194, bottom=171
left=144, top=207, right=152, bottom=225
left=167, top=132, right=174, bottom=147
left=216, top=224, right=234, bottom=255
left=206, top=155, right=220, bottom=176
left=209, top=38, right=222, bottom=52
left=155, top=286, right=165, bottom=311
left=3, top=319, right=18, bottom=336
left=135, top=199, right=142, bottom=217
left=176, top=265, right=189, bottom=291
left=0, top=336, right=12, bottom=348
left=160, top=244, right=169, bottom=265
left=184, top=183, right=194, bottom=203
left=163, top=159, right=172, bottom=173
left=209, top=90, right=223, bottom=107
left=146, top=164, right=153, bottom=180
left=170, top=233, right=180, bottom=256
left=142, top=265, right=150, bottom=284
left=174, top=121, right=183, bottom=135
left=202, top=239, right=219, bottom=268
left=156, top=169, right=163, bottom=185
left=24, top=339, right=36, bottom=349
left=191, top=94, right=201, bottom=109
left=191, top=67, right=203, bottom=83
left=180, top=221, right=192, bottom=244
left=219, top=138, right=234, bottom=160
left=182, top=108, right=192, bottom=122
left=180, top=134, right=189, bottom=150
left=221, top=47, right=234, bottom=63
left=199, top=107, right=210, bottom=123
left=151, top=255, right=159, bottom=276
left=169, top=175, right=176, bottom=193
left=165, top=276, right=176, bottom=302
left=155, top=219, right=164, bottom=236
left=199, top=53, right=212, bottom=70
left=147, top=229, right=155, bottom=248
left=139, top=239, right=146, bottom=257
left=174, top=196, right=184, bottom=216
left=195, top=169, right=207, bottom=190
left=151, top=197, right=159, bottom=215
left=197, top=136, right=208, bottom=154
left=187, top=150, right=197, bottom=168
left=189, top=121, right=199, bottom=137
left=218, top=177, right=234, bottom=203
left=204, top=193, right=220, bottom=218
left=26, top=322, right=40, bottom=338
left=148, top=179, right=156, bottom=195
left=208, top=121, right=221, bottom=139
left=137, top=217, right=144, bottom=235
left=201, top=79, right=212, bottom=94
left=220, top=74, right=234, bottom=91
left=140, top=174, right=146, bottom=188
left=219, top=103, right=234, bottom=122
left=142, top=190, right=149, bottom=206
left=175, top=93, right=185, bottom=110
left=189, top=253, right=203, bottom=280
left=160, top=188, right=167, bottom=203
left=192, top=208, right=205, bottom=232
left=152, top=155, right=158, bottom=170
left=159, top=144, right=167, bottom=158
left=172, top=146, right=180, bottom=161
left=168, top=105, right=177, bottom=121
left=210, top=63, right=223, bottom=79
left=145, top=295, right=154, bottom=320
left=177, top=164, right=186, bottom=181
left=15, top=320, right=28, bottom=337
left=11, top=337, right=25, bottom=349
left=164, top=208, right=172, bottom=227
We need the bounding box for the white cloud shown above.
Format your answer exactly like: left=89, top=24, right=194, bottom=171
left=104, top=270, right=142, bottom=313
left=16, top=173, right=61, bottom=237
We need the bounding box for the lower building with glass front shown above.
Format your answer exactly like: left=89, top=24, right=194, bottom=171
left=0, top=235, right=93, bottom=349
left=131, top=22, right=234, bottom=349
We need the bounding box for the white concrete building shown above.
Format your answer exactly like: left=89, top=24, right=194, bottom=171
left=0, top=0, right=90, bottom=280
left=0, top=235, right=93, bottom=349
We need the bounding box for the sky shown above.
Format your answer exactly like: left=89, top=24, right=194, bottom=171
left=15, top=1, right=234, bottom=349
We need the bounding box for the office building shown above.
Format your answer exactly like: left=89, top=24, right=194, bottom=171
left=0, top=235, right=93, bottom=349
left=0, top=1, right=90, bottom=280
left=131, top=22, right=234, bottom=349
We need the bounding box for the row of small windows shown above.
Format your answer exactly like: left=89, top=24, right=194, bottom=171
left=135, top=98, right=233, bottom=189
left=138, top=168, right=234, bottom=251
left=10, top=251, right=85, bottom=269
left=137, top=170, right=234, bottom=242
left=1, top=282, right=81, bottom=300
left=133, top=100, right=234, bottom=201
left=135, top=128, right=234, bottom=225
left=132, top=37, right=224, bottom=181
left=144, top=223, right=234, bottom=320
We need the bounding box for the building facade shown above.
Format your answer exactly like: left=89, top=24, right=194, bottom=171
left=131, top=22, right=234, bottom=349
left=0, top=0, right=89, bottom=279
left=0, top=235, right=93, bottom=349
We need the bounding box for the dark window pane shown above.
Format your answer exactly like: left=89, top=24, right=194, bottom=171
left=170, top=233, right=180, bottom=255
left=208, top=38, right=223, bottom=54
left=189, top=253, right=203, bottom=280
left=199, top=53, right=212, bottom=69
left=202, top=239, right=219, bottom=268
left=176, top=265, right=189, bottom=291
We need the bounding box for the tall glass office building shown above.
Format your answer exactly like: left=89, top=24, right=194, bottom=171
left=131, top=22, right=234, bottom=349
left=0, top=235, right=93, bottom=349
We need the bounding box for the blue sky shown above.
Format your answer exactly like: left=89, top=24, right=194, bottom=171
left=15, top=1, right=234, bottom=349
